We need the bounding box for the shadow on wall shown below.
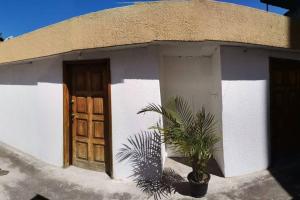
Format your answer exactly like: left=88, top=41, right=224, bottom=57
left=0, top=59, right=62, bottom=85
left=220, top=47, right=269, bottom=81
left=116, top=131, right=184, bottom=200
left=0, top=47, right=160, bottom=86
left=64, top=47, right=160, bottom=84
left=117, top=131, right=223, bottom=199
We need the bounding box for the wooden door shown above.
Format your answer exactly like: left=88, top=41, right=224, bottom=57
left=270, top=58, right=300, bottom=162
left=68, top=61, right=111, bottom=172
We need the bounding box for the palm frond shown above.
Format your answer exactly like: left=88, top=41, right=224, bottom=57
left=173, top=96, right=195, bottom=129
left=138, top=103, right=178, bottom=125
left=138, top=96, right=220, bottom=175
left=117, top=131, right=183, bottom=199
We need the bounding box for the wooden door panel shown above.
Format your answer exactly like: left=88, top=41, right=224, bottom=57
left=93, top=98, right=104, bottom=114
left=94, top=144, right=105, bottom=162
left=76, top=97, right=88, bottom=113
left=270, top=58, right=300, bottom=162
left=77, top=119, right=88, bottom=137
left=77, top=142, right=88, bottom=160
left=93, top=121, right=104, bottom=138
left=70, top=63, right=110, bottom=172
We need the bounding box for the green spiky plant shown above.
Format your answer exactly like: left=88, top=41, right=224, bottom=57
left=116, top=131, right=184, bottom=200
left=138, top=96, right=219, bottom=184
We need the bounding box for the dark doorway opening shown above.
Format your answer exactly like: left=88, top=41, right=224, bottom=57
left=31, top=194, right=49, bottom=200
left=270, top=57, right=300, bottom=165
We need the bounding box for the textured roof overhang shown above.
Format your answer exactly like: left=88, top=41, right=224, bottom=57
left=0, top=0, right=299, bottom=64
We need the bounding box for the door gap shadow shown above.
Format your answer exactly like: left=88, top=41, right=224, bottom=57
left=31, top=194, right=49, bottom=200
left=268, top=155, right=300, bottom=199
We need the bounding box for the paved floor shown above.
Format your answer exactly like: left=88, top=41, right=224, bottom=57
left=166, top=158, right=300, bottom=200
left=0, top=143, right=299, bottom=200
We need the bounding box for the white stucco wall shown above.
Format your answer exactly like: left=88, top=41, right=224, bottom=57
left=62, top=46, right=163, bottom=179
left=159, top=45, right=223, bottom=159
left=107, top=47, right=162, bottom=179
left=3, top=43, right=300, bottom=179
left=160, top=56, right=213, bottom=111
left=220, top=46, right=300, bottom=177
left=210, top=47, right=225, bottom=174
left=0, top=46, right=162, bottom=179
left=0, top=58, right=64, bottom=166
left=221, top=46, right=269, bottom=177
left=80, top=45, right=300, bottom=178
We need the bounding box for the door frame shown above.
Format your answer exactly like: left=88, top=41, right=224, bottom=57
left=63, top=59, right=113, bottom=176
left=269, top=57, right=300, bottom=164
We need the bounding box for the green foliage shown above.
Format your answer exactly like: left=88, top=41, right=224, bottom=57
left=138, top=96, right=219, bottom=183
left=116, top=131, right=184, bottom=200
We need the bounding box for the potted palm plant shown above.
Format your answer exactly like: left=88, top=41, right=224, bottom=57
left=138, top=96, right=219, bottom=198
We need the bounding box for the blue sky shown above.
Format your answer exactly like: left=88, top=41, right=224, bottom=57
left=0, top=0, right=287, bottom=38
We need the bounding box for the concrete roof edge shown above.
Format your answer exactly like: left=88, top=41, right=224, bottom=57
left=0, top=0, right=298, bottom=64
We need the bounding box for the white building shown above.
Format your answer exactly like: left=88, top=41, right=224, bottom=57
left=0, top=0, right=299, bottom=179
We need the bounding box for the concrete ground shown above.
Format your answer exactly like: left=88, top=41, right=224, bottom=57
left=0, top=143, right=299, bottom=200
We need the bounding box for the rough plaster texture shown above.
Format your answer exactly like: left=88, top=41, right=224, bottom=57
left=0, top=0, right=299, bottom=65
left=210, top=47, right=224, bottom=175
left=220, top=46, right=300, bottom=177
left=160, top=55, right=213, bottom=158
left=159, top=45, right=223, bottom=168
left=221, top=46, right=270, bottom=177
left=0, top=58, right=64, bottom=167
left=160, top=56, right=213, bottom=111
left=159, top=45, right=224, bottom=173
left=0, top=46, right=162, bottom=179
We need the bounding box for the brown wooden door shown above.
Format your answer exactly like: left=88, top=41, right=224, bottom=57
left=270, top=58, right=300, bottom=162
left=69, top=61, right=110, bottom=172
